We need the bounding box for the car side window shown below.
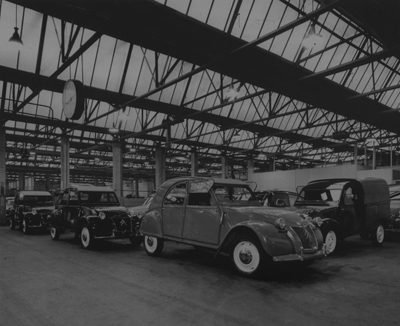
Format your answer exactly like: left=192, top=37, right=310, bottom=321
left=164, top=183, right=186, bottom=206
left=188, top=192, right=212, bottom=206
left=69, top=190, right=79, bottom=205
left=344, top=188, right=354, bottom=206
left=60, top=192, right=69, bottom=205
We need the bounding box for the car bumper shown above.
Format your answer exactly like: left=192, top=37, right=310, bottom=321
left=28, top=223, right=49, bottom=228
left=272, top=244, right=327, bottom=262
left=93, top=231, right=136, bottom=240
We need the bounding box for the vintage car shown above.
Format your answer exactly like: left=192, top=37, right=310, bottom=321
left=5, top=196, right=15, bottom=221
left=139, top=177, right=327, bottom=277
left=127, top=192, right=155, bottom=218
left=8, top=191, right=54, bottom=234
left=48, top=183, right=142, bottom=249
left=290, top=178, right=390, bottom=255
left=387, top=184, right=400, bottom=233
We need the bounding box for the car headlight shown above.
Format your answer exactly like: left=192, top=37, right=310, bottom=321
left=312, top=217, right=323, bottom=227
left=274, top=217, right=286, bottom=230
left=137, top=212, right=143, bottom=219
left=99, top=212, right=106, bottom=220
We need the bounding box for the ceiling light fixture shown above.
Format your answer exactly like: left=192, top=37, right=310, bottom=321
left=109, top=123, right=119, bottom=134
left=302, top=23, right=323, bottom=49
left=9, top=5, right=23, bottom=46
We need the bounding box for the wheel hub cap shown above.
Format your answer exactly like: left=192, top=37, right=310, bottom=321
left=147, top=237, right=154, bottom=247
left=239, top=248, right=252, bottom=264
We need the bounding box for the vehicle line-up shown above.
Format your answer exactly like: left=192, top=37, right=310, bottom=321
left=5, top=177, right=400, bottom=278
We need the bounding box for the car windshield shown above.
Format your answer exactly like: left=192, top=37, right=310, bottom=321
left=79, top=191, right=119, bottom=205
left=295, top=182, right=345, bottom=206
left=390, top=190, right=400, bottom=200
left=22, top=196, right=53, bottom=207
left=143, top=195, right=154, bottom=206
left=213, top=185, right=260, bottom=206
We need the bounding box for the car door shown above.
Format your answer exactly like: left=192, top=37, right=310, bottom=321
left=182, top=180, right=221, bottom=245
left=54, top=190, right=69, bottom=227
left=162, top=182, right=187, bottom=239
left=66, top=189, right=80, bottom=228
left=339, top=184, right=358, bottom=237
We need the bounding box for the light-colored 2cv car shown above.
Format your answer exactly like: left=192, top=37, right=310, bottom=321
left=139, top=177, right=327, bottom=277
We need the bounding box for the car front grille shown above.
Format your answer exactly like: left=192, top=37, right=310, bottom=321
left=112, top=217, right=132, bottom=233
left=291, top=226, right=317, bottom=249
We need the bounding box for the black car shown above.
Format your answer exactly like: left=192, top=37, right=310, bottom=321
left=290, top=178, right=390, bottom=255
left=8, top=191, right=54, bottom=234
left=48, top=183, right=142, bottom=249
left=5, top=197, right=14, bottom=222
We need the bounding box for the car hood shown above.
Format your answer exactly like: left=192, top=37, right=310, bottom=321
left=224, top=206, right=309, bottom=227
left=92, top=206, right=129, bottom=217
left=284, top=205, right=337, bottom=218
left=32, top=206, right=55, bottom=213
left=128, top=206, right=147, bottom=214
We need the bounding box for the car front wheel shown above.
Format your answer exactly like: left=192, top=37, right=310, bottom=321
left=323, top=227, right=338, bottom=255
left=80, top=226, right=95, bottom=249
left=371, top=224, right=385, bottom=246
left=143, top=235, right=164, bottom=256
left=50, top=227, right=60, bottom=240
left=232, top=236, right=263, bottom=277
left=22, top=219, right=29, bottom=234
left=9, top=218, right=15, bottom=230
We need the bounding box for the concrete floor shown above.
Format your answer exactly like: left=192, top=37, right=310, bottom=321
left=1, top=227, right=400, bottom=326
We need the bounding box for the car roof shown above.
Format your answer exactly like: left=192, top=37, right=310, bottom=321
left=68, top=183, right=115, bottom=192
left=17, top=191, right=52, bottom=196
left=160, top=177, right=248, bottom=189
left=265, top=190, right=298, bottom=195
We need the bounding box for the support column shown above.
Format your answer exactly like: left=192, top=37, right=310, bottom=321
left=221, top=155, right=228, bottom=179
left=354, top=143, right=358, bottom=165
left=0, top=127, right=6, bottom=225
left=247, top=157, right=254, bottom=180
left=60, top=136, right=70, bottom=188
left=113, top=140, right=124, bottom=206
left=45, top=173, right=50, bottom=191
left=135, top=177, right=139, bottom=198
left=390, top=147, right=393, bottom=168
left=191, top=150, right=198, bottom=177
left=155, top=147, right=166, bottom=189
left=372, top=145, right=376, bottom=169
left=364, top=146, right=367, bottom=166
left=19, top=172, right=25, bottom=191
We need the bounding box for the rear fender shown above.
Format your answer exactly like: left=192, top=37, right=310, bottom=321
left=139, top=210, right=162, bottom=237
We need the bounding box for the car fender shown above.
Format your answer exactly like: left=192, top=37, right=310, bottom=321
left=221, top=221, right=296, bottom=258
left=139, top=210, right=162, bottom=237
left=320, top=218, right=341, bottom=235
left=23, top=212, right=34, bottom=222
left=78, top=215, right=100, bottom=228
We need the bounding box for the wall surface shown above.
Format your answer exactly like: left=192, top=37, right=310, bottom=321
left=249, top=164, right=397, bottom=192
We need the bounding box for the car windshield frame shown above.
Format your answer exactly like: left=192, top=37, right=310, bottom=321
left=212, top=184, right=260, bottom=207
left=78, top=191, right=120, bottom=206
left=21, top=196, right=54, bottom=207
left=295, top=182, right=346, bottom=206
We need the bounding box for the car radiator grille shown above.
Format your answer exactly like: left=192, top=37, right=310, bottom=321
left=291, top=226, right=317, bottom=249
left=113, top=217, right=132, bottom=232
